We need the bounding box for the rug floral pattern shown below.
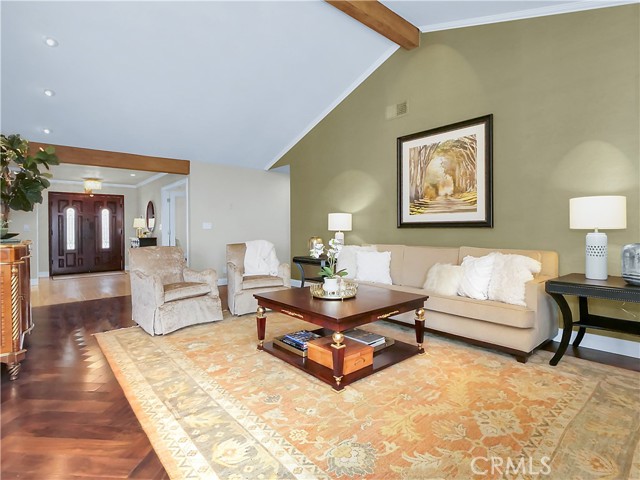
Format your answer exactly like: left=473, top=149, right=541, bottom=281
left=96, top=314, right=640, bottom=479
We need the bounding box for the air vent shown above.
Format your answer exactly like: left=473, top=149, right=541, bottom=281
left=386, top=101, right=408, bottom=119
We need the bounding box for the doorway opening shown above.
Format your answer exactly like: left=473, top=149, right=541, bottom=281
left=161, top=178, right=189, bottom=262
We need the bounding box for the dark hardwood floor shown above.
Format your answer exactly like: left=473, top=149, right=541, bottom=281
left=1, top=296, right=168, bottom=480
left=1, top=289, right=637, bottom=478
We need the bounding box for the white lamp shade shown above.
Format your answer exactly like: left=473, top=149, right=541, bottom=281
left=328, top=213, right=352, bottom=232
left=569, top=196, right=626, bottom=230
left=133, top=217, right=146, bottom=229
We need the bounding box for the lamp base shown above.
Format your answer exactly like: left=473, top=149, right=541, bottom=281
left=334, top=231, right=344, bottom=245
left=585, top=231, right=607, bottom=280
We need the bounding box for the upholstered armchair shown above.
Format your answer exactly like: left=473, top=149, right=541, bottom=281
left=226, top=242, right=291, bottom=316
left=129, top=246, right=223, bottom=335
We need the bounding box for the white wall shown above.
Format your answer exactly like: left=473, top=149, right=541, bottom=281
left=188, top=161, right=290, bottom=280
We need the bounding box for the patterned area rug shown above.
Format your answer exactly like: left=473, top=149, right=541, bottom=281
left=95, top=313, right=640, bottom=479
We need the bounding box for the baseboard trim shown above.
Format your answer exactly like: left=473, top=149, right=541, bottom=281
left=553, top=328, right=640, bottom=359
left=291, top=279, right=302, bottom=288
left=38, top=271, right=49, bottom=278
left=30, top=278, right=39, bottom=286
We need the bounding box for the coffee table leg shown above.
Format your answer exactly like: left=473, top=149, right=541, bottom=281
left=331, top=331, right=346, bottom=391
left=256, top=306, right=266, bottom=350
left=415, top=308, right=426, bottom=355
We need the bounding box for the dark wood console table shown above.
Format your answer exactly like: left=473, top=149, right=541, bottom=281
left=545, top=274, right=640, bottom=366
left=292, top=255, right=327, bottom=287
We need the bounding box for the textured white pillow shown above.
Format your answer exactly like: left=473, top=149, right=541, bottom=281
left=488, top=253, right=542, bottom=306
left=355, top=251, right=393, bottom=285
left=336, top=245, right=376, bottom=279
left=423, top=263, right=464, bottom=296
left=457, top=254, right=497, bottom=300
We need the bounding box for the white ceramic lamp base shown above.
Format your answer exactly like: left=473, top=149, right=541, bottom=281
left=585, top=231, right=608, bottom=280
left=334, top=231, right=345, bottom=245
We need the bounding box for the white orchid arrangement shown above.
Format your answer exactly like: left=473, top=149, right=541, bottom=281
left=310, top=238, right=347, bottom=279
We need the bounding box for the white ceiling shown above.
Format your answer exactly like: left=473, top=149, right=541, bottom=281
left=2, top=1, right=634, bottom=172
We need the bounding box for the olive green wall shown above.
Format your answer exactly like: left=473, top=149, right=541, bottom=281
left=281, top=6, right=639, bottom=331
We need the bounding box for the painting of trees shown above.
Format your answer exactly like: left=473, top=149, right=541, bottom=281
left=398, top=115, right=493, bottom=228
left=408, top=134, right=478, bottom=215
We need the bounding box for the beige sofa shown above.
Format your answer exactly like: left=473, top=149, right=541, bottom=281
left=357, top=245, right=559, bottom=362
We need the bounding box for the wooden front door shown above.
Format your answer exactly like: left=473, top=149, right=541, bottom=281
left=49, top=192, right=124, bottom=276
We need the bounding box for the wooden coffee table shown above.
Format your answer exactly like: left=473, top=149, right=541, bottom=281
left=254, top=285, right=429, bottom=391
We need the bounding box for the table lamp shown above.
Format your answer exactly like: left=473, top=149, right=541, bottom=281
left=133, top=217, right=146, bottom=238
left=569, top=195, right=626, bottom=280
left=328, top=213, right=352, bottom=245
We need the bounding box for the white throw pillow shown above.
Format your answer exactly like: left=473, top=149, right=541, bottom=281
left=488, top=253, right=542, bottom=306
left=457, top=253, right=497, bottom=300
left=355, top=251, right=393, bottom=285
left=423, top=263, right=464, bottom=296
left=336, top=245, right=376, bottom=279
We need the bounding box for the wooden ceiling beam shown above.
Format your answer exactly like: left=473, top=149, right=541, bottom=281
left=326, top=0, right=420, bottom=50
left=29, top=143, right=190, bottom=175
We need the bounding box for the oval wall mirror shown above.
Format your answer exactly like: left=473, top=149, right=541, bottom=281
left=146, top=201, right=155, bottom=233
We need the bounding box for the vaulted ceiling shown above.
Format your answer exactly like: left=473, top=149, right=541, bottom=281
left=2, top=1, right=632, bottom=175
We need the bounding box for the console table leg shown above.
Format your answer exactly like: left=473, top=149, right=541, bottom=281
left=256, top=306, right=266, bottom=350
left=414, top=308, right=426, bottom=355
left=549, top=293, right=573, bottom=366
left=573, top=297, right=589, bottom=347
left=331, top=331, right=346, bottom=391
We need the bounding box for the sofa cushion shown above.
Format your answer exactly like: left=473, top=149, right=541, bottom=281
left=242, top=275, right=285, bottom=289
left=424, top=263, right=463, bottom=296
left=355, top=251, right=393, bottom=285
left=402, top=246, right=460, bottom=288
left=426, top=294, right=535, bottom=329
left=372, top=245, right=406, bottom=285
left=488, top=253, right=542, bottom=306
left=457, top=254, right=497, bottom=300
left=337, top=245, right=376, bottom=279
left=164, top=282, right=211, bottom=302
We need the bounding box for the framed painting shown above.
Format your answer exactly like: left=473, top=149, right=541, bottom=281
left=397, top=114, right=493, bottom=228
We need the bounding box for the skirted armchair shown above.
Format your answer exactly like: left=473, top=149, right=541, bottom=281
left=129, top=246, right=223, bottom=335
left=226, top=242, right=291, bottom=316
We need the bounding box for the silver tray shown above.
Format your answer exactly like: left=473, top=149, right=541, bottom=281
left=310, top=282, right=358, bottom=300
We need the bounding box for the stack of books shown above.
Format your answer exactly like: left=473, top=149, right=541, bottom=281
left=343, top=329, right=388, bottom=350
left=273, top=330, right=321, bottom=357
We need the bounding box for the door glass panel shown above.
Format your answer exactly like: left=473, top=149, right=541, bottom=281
left=66, top=208, right=76, bottom=251
left=101, top=208, right=110, bottom=249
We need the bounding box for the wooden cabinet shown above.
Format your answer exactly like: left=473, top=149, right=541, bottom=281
left=0, top=242, right=32, bottom=380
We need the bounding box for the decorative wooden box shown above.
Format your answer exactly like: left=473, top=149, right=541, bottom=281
left=306, top=337, right=373, bottom=375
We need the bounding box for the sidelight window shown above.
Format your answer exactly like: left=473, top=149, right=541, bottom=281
left=101, top=208, right=110, bottom=249
left=66, top=208, right=76, bottom=251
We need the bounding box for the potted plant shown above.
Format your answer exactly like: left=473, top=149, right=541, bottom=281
left=310, top=238, right=347, bottom=292
left=1, top=134, right=59, bottom=237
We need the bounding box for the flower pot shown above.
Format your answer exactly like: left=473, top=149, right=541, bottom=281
left=323, top=277, right=339, bottom=293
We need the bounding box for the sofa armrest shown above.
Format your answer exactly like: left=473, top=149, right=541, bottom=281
left=130, top=270, right=164, bottom=309
left=183, top=267, right=219, bottom=297
left=278, top=263, right=291, bottom=287
left=524, top=275, right=554, bottom=311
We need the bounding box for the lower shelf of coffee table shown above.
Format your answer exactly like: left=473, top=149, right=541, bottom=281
left=261, top=328, right=419, bottom=390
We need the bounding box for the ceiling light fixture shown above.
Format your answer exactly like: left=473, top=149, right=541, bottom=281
left=43, top=128, right=51, bottom=134
left=44, top=89, right=55, bottom=97
left=83, top=178, right=102, bottom=197
left=130, top=173, right=136, bottom=177
left=44, top=37, right=59, bottom=47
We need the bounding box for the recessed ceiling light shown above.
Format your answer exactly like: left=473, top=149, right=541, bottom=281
left=44, top=37, right=59, bottom=47
left=44, top=89, right=55, bottom=97
left=130, top=173, right=136, bottom=177
left=43, top=128, right=51, bottom=134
